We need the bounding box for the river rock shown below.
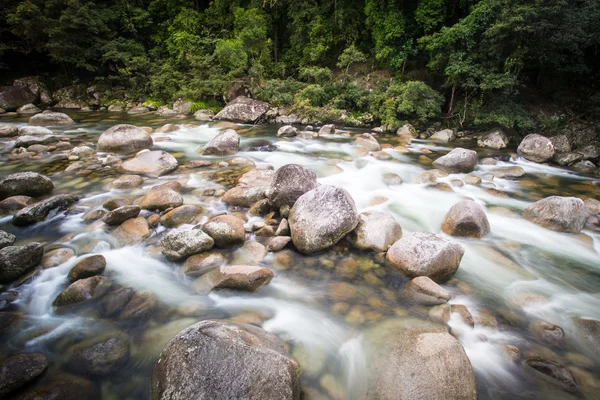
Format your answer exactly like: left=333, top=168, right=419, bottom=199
left=386, top=232, right=465, bottom=282
left=406, top=276, right=451, bottom=305
left=68, top=255, right=106, bottom=282
left=139, top=189, right=183, bottom=211
left=490, top=166, right=525, bottom=179
left=477, top=129, right=509, bottom=149
left=41, top=248, right=74, bottom=268
left=289, top=185, right=358, bottom=254
left=0, top=230, right=15, bottom=250
left=523, top=196, right=588, bottom=233
left=16, top=104, right=41, bottom=114
left=268, top=164, right=318, bottom=209
left=202, top=215, right=246, bottom=248
left=277, top=125, right=298, bottom=137
left=127, top=106, right=149, bottom=114
left=574, top=318, right=600, bottom=357
left=111, top=174, right=144, bottom=189
left=29, top=112, right=74, bottom=126
left=430, top=129, right=456, bottom=142
left=119, top=291, right=158, bottom=320
left=161, top=228, right=214, bottom=261
left=15, top=374, right=99, bottom=400
left=0, top=243, right=43, bottom=283
left=267, top=236, right=291, bottom=252
left=364, top=318, right=476, bottom=400
left=350, top=211, right=402, bottom=252
left=441, top=200, right=490, bottom=238
left=112, top=217, right=150, bottom=246
left=213, top=96, right=270, bottom=123
left=0, top=86, right=37, bottom=111
left=69, top=334, right=130, bottom=375
left=355, top=133, right=381, bottom=151
left=0, top=353, right=48, bottom=396
left=182, top=251, right=226, bottom=277
left=194, top=109, right=214, bottom=121
left=573, top=160, right=595, bottom=172
left=103, top=198, right=130, bottom=211
left=201, top=129, right=240, bottom=156
left=12, top=194, right=79, bottom=226
left=432, top=148, right=478, bottom=173
left=530, top=320, right=566, bottom=348
left=0, top=172, right=53, bottom=200
left=318, top=124, right=335, bottom=135
left=523, top=358, right=577, bottom=393
left=119, top=150, right=178, bottom=178
left=53, top=276, right=111, bottom=307
left=102, top=205, right=140, bottom=225
left=198, top=265, right=274, bottom=292
left=161, top=205, right=203, bottom=227
left=153, top=320, right=301, bottom=399
left=556, top=153, right=583, bottom=169
left=0, top=124, right=18, bottom=138
left=101, top=287, right=135, bottom=317
left=517, top=134, right=555, bottom=163
left=97, top=124, right=153, bottom=154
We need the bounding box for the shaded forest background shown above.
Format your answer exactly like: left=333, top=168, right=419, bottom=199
left=1, top=0, right=599, bottom=132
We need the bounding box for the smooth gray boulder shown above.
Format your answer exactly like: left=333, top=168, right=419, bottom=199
left=201, top=129, right=240, bottom=156
left=161, top=228, right=214, bottom=261
left=213, top=96, right=270, bottom=123
left=0, top=243, right=43, bottom=283
left=29, top=111, right=74, bottom=126
left=119, top=150, right=178, bottom=178
left=523, top=196, right=588, bottom=233
left=355, top=133, right=381, bottom=151
left=0, top=124, right=18, bottom=137
left=490, top=166, right=525, bottom=179
left=97, top=124, right=153, bottom=154
left=386, top=232, right=464, bottom=282
left=432, top=148, right=478, bottom=173
left=277, top=125, right=298, bottom=137
left=0, top=172, right=53, bottom=200
left=517, top=134, right=555, bottom=163
left=477, top=129, right=509, bottom=149
left=152, top=320, right=302, bottom=400
left=430, top=129, right=456, bottom=143
left=17, top=126, right=53, bottom=136
left=16, top=103, right=41, bottom=114
left=0, top=86, right=37, bottom=111
left=268, top=164, right=318, bottom=209
left=406, top=276, right=451, bottom=305
left=196, top=265, right=274, bottom=292
left=12, top=194, right=79, bottom=226
left=350, top=211, right=402, bottom=252
left=289, top=185, right=358, bottom=254
left=364, top=318, right=476, bottom=400
left=441, top=200, right=490, bottom=238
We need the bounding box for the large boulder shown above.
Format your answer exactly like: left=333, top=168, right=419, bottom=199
left=12, top=194, right=79, bottom=226
left=477, top=129, right=509, bottom=149
left=119, top=150, right=178, bottom=178
left=16, top=104, right=41, bottom=114
left=364, top=318, right=476, bottom=400
left=161, top=228, right=214, bottom=261
left=0, top=172, right=53, bottom=200
left=97, top=124, right=153, bottom=154
left=112, top=217, right=151, bottom=246
left=268, top=164, right=319, bottom=209
left=517, top=134, right=555, bottom=163
left=350, top=211, right=403, bottom=252
left=432, top=148, right=478, bottom=173
left=0, top=124, right=18, bottom=137
left=14, top=76, right=51, bottom=105
left=289, top=185, right=358, bottom=254
left=430, top=129, right=456, bottom=143
left=441, top=200, right=490, bottom=238
left=68, top=334, right=130, bottom=375
left=214, top=96, right=270, bottom=123
left=0, top=243, right=44, bottom=283
left=29, top=112, right=75, bottom=126
left=53, top=276, right=112, bottom=308
left=386, top=232, right=464, bottom=282
left=0, top=86, right=37, bottom=111
left=201, top=129, right=240, bottom=156
left=355, top=133, right=382, bottom=151
left=68, top=255, right=106, bottom=282
left=277, top=125, right=298, bottom=137
left=197, top=265, right=274, bottom=292
left=223, top=169, right=275, bottom=207
left=138, top=188, right=183, bottom=211
left=152, top=320, right=302, bottom=400
left=203, top=215, right=246, bottom=248
left=0, top=353, right=48, bottom=396
left=523, top=196, right=588, bottom=233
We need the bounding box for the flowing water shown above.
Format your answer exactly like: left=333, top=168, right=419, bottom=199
left=1, top=111, right=599, bottom=399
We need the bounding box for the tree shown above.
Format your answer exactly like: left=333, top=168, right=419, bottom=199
left=337, top=44, right=366, bottom=75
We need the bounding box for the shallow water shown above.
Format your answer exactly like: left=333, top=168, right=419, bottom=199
left=1, top=111, right=599, bottom=399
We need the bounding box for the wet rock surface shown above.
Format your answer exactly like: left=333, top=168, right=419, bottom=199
left=53, top=276, right=112, bottom=308
left=268, top=164, right=319, bottom=209
left=0, top=353, right=48, bottom=396
left=97, top=124, right=153, bottom=154
left=12, top=194, right=79, bottom=226
left=213, top=96, right=270, bottom=123
left=432, top=148, right=478, bottom=173
left=523, top=196, right=588, bottom=233
left=0, top=172, right=54, bottom=200
left=518, top=134, right=555, bottom=163
left=441, top=199, right=490, bottom=238
left=119, top=150, right=178, bottom=177
left=161, top=228, right=214, bottom=260
left=0, top=243, right=44, bottom=283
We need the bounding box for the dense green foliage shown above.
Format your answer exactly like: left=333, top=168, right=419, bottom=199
left=1, top=0, right=598, bottom=130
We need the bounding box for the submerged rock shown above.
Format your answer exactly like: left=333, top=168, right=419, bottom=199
left=119, top=150, right=178, bottom=178
left=161, top=228, right=214, bottom=261
left=517, top=134, right=555, bottom=163
left=53, top=276, right=111, bottom=307
left=289, top=185, right=358, bottom=254
left=202, top=215, right=246, bottom=248
left=152, top=320, right=301, bottom=400
left=523, top=196, right=588, bottom=233
left=97, top=124, right=153, bottom=154
left=112, top=217, right=150, bottom=246
left=364, top=318, right=477, bottom=400
left=12, top=194, right=79, bottom=226
left=0, top=243, right=44, bottom=283
left=29, top=111, right=74, bottom=126
left=41, top=248, right=74, bottom=268
left=0, top=353, right=48, bottom=396
left=490, top=166, right=525, bottom=179
left=386, top=232, right=464, bottom=282
left=268, top=164, right=318, bottom=209
left=0, top=172, right=53, bottom=200
left=214, top=96, right=270, bottom=123
left=523, top=358, right=577, bottom=393
left=69, top=334, right=130, bottom=375
left=16, top=374, right=99, bottom=400
left=350, top=211, right=402, bottom=252
left=432, top=148, right=478, bottom=173
left=441, top=200, right=490, bottom=238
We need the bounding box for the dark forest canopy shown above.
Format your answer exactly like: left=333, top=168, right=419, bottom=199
left=1, top=0, right=599, bottom=131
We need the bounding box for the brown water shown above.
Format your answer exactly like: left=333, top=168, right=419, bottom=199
left=1, top=111, right=599, bottom=399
